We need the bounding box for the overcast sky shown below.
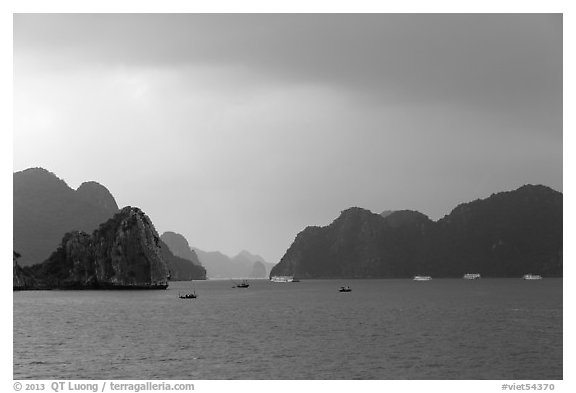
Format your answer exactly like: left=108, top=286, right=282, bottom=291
left=13, top=14, right=562, bottom=262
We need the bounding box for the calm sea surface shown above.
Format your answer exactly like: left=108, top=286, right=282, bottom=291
left=13, top=278, right=562, bottom=380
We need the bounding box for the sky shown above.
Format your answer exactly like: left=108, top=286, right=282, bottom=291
left=12, top=13, right=563, bottom=263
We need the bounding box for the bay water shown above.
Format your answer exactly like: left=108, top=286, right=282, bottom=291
left=13, top=278, right=562, bottom=379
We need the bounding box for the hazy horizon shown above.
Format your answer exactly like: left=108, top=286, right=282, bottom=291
left=13, top=14, right=562, bottom=263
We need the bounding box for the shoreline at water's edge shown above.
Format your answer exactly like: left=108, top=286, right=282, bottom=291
left=268, top=276, right=563, bottom=280
left=13, top=284, right=169, bottom=291
left=14, top=276, right=563, bottom=290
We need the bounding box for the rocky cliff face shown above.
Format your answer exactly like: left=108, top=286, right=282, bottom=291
left=158, top=239, right=207, bottom=281
left=158, top=232, right=207, bottom=280
left=270, top=185, right=563, bottom=278
left=13, top=167, right=202, bottom=282
left=13, top=252, right=36, bottom=290
left=160, top=232, right=203, bottom=266
left=25, top=207, right=170, bottom=289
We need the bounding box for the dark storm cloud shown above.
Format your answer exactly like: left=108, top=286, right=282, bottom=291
left=13, top=13, right=562, bottom=261
left=14, top=14, right=561, bottom=115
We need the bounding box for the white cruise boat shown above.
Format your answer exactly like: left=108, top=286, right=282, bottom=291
left=413, top=275, right=432, bottom=281
left=463, top=273, right=481, bottom=280
left=523, top=274, right=543, bottom=280
left=270, top=276, right=294, bottom=283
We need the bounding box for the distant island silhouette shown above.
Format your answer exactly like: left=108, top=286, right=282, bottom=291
left=271, top=185, right=562, bottom=279
left=13, top=168, right=206, bottom=288
left=13, top=168, right=562, bottom=288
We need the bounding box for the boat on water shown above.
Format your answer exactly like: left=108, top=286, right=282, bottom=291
left=235, top=280, right=250, bottom=288
left=413, top=275, right=432, bottom=281
left=523, top=274, right=543, bottom=280
left=463, top=273, right=481, bottom=280
left=179, top=280, right=198, bottom=298
left=178, top=291, right=197, bottom=299
left=270, top=276, right=294, bottom=283
left=339, top=286, right=352, bottom=292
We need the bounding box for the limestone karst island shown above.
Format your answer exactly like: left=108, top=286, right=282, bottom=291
left=13, top=168, right=563, bottom=289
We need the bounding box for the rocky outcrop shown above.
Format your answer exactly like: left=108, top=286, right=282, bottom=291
left=270, top=207, right=432, bottom=278
left=13, top=168, right=203, bottom=282
left=13, top=251, right=36, bottom=290
left=158, top=232, right=206, bottom=280
left=23, top=207, right=170, bottom=289
left=158, top=239, right=207, bottom=281
left=270, top=185, right=562, bottom=279
left=13, top=168, right=119, bottom=266
left=160, top=232, right=202, bottom=264
left=431, top=184, right=563, bottom=277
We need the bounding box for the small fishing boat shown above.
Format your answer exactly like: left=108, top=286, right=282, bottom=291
left=523, top=274, right=543, bottom=280
left=463, top=273, right=481, bottom=280
left=179, top=280, right=198, bottom=299
left=235, top=280, right=250, bottom=288
left=339, top=286, right=352, bottom=292
left=178, top=291, right=197, bottom=299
